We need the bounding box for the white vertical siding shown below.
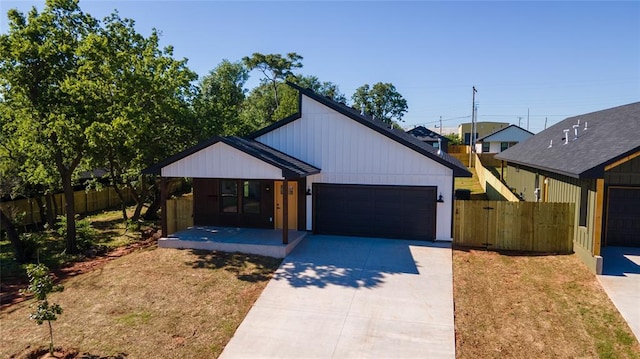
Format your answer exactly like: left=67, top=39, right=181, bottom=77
left=257, top=95, right=455, bottom=240
left=161, top=142, right=283, bottom=179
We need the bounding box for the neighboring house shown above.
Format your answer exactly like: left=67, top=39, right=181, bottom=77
left=458, top=121, right=509, bottom=145
left=496, top=102, right=640, bottom=274
left=406, top=125, right=450, bottom=153
left=144, top=83, right=471, bottom=244
left=475, top=124, right=534, bottom=153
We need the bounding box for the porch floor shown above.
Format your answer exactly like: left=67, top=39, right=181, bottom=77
left=159, top=226, right=307, bottom=258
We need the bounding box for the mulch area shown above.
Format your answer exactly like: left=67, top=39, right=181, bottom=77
left=0, top=229, right=162, bottom=311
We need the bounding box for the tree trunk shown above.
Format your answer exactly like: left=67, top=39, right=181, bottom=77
left=61, top=171, right=78, bottom=254
left=0, top=208, right=26, bottom=263
left=143, top=184, right=161, bottom=221
left=34, top=196, right=47, bottom=226
left=112, top=184, right=129, bottom=221
left=45, top=193, right=57, bottom=227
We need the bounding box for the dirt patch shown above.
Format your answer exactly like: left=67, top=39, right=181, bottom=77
left=0, top=229, right=160, bottom=311
left=11, top=346, right=127, bottom=359
left=453, top=248, right=640, bottom=359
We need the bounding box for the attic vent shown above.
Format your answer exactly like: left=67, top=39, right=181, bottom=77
left=573, top=119, right=580, bottom=140
left=584, top=121, right=588, bottom=131
left=548, top=140, right=553, bottom=148
left=563, top=129, right=570, bottom=144
left=437, top=138, right=443, bottom=157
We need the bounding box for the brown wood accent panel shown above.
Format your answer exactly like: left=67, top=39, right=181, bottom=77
left=605, top=187, right=640, bottom=247
left=593, top=179, right=605, bottom=255
left=274, top=181, right=297, bottom=230
left=313, top=184, right=436, bottom=240
left=604, top=151, right=640, bottom=171
left=193, top=178, right=219, bottom=226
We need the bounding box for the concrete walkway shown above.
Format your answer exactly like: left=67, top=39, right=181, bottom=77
left=220, top=235, right=455, bottom=359
left=598, top=246, right=640, bottom=341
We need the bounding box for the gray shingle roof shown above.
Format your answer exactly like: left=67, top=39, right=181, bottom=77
left=495, top=102, right=640, bottom=178
left=143, top=136, right=320, bottom=178
left=406, top=126, right=449, bottom=142
left=251, top=83, right=472, bottom=177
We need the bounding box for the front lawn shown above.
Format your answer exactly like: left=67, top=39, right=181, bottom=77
left=453, top=248, right=640, bottom=358
left=0, top=247, right=281, bottom=358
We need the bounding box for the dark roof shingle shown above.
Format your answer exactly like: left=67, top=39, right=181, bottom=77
left=496, top=102, right=640, bottom=178
left=143, top=136, right=320, bottom=178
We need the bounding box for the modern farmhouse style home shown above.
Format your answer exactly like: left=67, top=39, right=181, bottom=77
left=145, top=83, right=471, bottom=252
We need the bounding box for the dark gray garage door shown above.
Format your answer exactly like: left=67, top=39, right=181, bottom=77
left=606, top=187, right=640, bottom=247
left=313, top=184, right=436, bottom=240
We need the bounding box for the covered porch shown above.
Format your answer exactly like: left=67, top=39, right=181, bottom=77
left=159, top=226, right=308, bottom=258
left=143, top=136, right=320, bottom=249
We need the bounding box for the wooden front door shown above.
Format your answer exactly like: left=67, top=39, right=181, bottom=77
left=274, top=181, right=298, bottom=230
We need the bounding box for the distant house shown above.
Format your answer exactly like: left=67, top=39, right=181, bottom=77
left=458, top=121, right=509, bottom=145
left=406, top=126, right=449, bottom=153
left=145, top=83, right=471, bottom=245
left=475, top=125, right=534, bottom=153
left=496, top=102, right=640, bottom=274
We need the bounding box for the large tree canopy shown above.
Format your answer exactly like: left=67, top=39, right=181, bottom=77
left=0, top=0, right=197, bottom=252
left=193, top=60, right=249, bottom=138
left=82, top=12, right=197, bottom=221
left=242, top=52, right=303, bottom=121
left=351, top=82, right=408, bottom=124
left=0, top=0, right=102, bottom=253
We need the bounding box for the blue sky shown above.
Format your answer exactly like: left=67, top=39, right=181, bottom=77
left=2, top=1, right=638, bottom=133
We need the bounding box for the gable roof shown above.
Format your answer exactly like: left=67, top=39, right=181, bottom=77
left=476, top=124, right=534, bottom=142
left=143, top=136, right=320, bottom=178
left=406, top=126, right=449, bottom=142
left=496, top=102, right=640, bottom=178
left=250, top=82, right=471, bottom=177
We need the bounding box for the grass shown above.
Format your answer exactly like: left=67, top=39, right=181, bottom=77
left=454, top=167, right=488, bottom=200
left=453, top=248, right=640, bottom=358
left=0, top=247, right=281, bottom=358
left=0, top=207, right=153, bottom=281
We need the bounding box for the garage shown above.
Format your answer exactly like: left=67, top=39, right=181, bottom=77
left=313, top=184, right=437, bottom=240
left=606, top=187, right=640, bottom=247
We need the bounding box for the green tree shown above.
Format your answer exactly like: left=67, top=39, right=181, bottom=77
left=194, top=60, right=249, bottom=138
left=240, top=74, right=345, bottom=126
left=22, top=263, right=64, bottom=355
left=0, top=0, right=100, bottom=254
left=242, top=52, right=303, bottom=119
left=81, top=12, right=197, bottom=221
left=444, top=133, right=462, bottom=145
left=351, top=82, right=408, bottom=124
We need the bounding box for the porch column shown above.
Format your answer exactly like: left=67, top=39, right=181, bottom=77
left=160, top=177, right=168, bottom=237
left=282, top=178, right=289, bottom=244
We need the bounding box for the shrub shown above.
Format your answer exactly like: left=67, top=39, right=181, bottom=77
left=56, top=216, right=97, bottom=251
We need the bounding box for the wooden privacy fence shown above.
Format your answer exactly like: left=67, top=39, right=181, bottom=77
left=454, top=200, right=575, bottom=253
left=0, top=187, right=133, bottom=226
left=166, top=195, right=193, bottom=235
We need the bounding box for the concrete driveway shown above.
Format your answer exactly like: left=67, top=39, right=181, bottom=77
left=598, top=246, right=640, bottom=341
left=219, top=235, right=455, bottom=359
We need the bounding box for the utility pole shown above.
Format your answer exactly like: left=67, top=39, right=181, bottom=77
left=544, top=117, right=548, bottom=130
left=518, top=116, right=522, bottom=127
left=527, top=108, right=530, bottom=131
left=439, top=116, right=442, bottom=135
left=469, top=86, right=477, bottom=168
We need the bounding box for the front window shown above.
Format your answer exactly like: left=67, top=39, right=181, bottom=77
left=243, top=181, right=261, bottom=214
left=482, top=142, right=490, bottom=152
left=221, top=180, right=238, bottom=213
left=500, top=142, right=509, bottom=152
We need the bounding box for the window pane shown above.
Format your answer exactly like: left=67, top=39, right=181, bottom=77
left=482, top=142, right=490, bottom=152
left=243, top=181, right=261, bottom=214
left=221, top=180, right=238, bottom=213
left=500, top=142, right=509, bottom=151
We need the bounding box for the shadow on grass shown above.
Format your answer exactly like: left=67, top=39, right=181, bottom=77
left=184, top=249, right=282, bottom=283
